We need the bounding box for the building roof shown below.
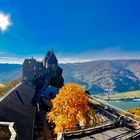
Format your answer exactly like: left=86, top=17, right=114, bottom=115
left=0, top=83, right=36, bottom=140
left=45, top=50, right=58, bottom=65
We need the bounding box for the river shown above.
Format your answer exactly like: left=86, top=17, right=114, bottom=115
left=107, top=100, right=140, bottom=110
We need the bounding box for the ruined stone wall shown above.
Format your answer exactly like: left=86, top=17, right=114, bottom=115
left=23, top=57, right=64, bottom=89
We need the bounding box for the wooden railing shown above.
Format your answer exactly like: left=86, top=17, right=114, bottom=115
left=58, top=96, right=140, bottom=139
left=89, top=96, right=140, bottom=124
left=62, top=120, right=116, bottom=137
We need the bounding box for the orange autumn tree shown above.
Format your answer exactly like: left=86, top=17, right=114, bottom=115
left=47, top=83, right=101, bottom=133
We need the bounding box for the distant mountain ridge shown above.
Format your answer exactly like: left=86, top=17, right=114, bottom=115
left=0, top=60, right=140, bottom=93
left=0, top=64, right=22, bottom=83
left=60, top=59, right=140, bottom=93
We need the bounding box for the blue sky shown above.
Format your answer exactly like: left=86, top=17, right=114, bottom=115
left=0, top=0, right=140, bottom=63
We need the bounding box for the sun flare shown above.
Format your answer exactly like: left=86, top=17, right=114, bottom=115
left=0, top=13, right=11, bottom=32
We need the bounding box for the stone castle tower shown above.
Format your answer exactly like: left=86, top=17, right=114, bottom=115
left=43, top=50, right=58, bottom=68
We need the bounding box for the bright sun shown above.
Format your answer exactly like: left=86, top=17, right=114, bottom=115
left=0, top=13, right=11, bottom=32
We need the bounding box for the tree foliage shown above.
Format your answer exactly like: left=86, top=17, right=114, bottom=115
left=47, top=83, right=101, bottom=133
left=0, top=77, right=22, bottom=96
left=0, top=85, right=4, bottom=94
left=128, top=108, right=140, bottom=117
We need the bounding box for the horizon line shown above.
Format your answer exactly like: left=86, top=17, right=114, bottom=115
left=0, top=58, right=140, bottom=65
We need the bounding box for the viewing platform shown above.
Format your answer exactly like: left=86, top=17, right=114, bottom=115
left=61, top=96, right=140, bottom=140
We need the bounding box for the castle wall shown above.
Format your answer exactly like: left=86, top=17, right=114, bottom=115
left=23, top=59, right=47, bottom=85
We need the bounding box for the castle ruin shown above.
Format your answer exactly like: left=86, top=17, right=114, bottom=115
left=23, top=50, right=64, bottom=90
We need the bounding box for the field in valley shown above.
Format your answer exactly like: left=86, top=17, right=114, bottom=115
left=95, top=91, right=140, bottom=100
